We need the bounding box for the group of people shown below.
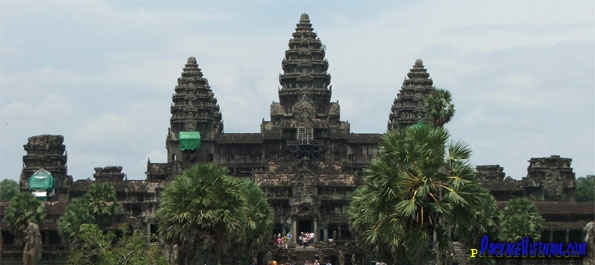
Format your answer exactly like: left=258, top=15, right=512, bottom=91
left=304, top=260, right=331, bottom=265
left=268, top=261, right=331, bottom=265
left=275, top=232, right=292, bottom=249
left=275, top=231, right=317, bottom=248
left=297, top=232, right=315, bottom=248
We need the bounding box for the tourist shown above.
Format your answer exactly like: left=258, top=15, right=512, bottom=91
left=277, top=235, right=282, bottom=248
left=282, top=235, right=288, bottom=249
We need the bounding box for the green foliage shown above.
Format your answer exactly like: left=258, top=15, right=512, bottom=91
left=58, top=182, right=120, bottom=246
left=0, top=179, right=19, bottom=202
left=424, top=89, right=455, bottom=128
left=454, top=188, right=500, bottom=248
left=66, top=224, right=167, bottom=265
left=85, top=182, right=120, bottom=227
left=4, top=192, right=46, bottom=244
left=158, top=163, right=266, bottom=264
left=576, top=175, right=595, bottom=202
left=233, top=178, right=274, bottom=262
left=499, top=197, right=544, bottom=242
left=58, top=197, right=96, bottom=245
left=347, top=125, right=483, bottom=265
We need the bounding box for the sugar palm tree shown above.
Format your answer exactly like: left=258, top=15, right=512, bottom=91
left=425, top=89, right=455, bottom=128
left=232, top=179, right=273, bottom=264
left=157, top=163, right=247, bottom=265
left=452, top=188, right=500, bottom=250
left=4, top=192, right=45, bottom=245
left=4, top=192, right=45, bottom=265
left=348, top=125, right=482, bottom=265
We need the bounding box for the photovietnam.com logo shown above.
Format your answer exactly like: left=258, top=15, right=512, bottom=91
left=470, top=235, right=587, bottom=258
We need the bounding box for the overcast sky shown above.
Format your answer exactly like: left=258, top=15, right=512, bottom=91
left=1, top=0, right=593, bottom=182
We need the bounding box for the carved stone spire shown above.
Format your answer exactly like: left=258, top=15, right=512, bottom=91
left=278, top=13, right=331, bottom=115
left=388, top=59, right=435, bottom=131
left=169, top=57, right=223, bottom=139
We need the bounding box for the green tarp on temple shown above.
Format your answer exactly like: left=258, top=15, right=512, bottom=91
left=179, top=131, right=201, bottom=151
left=29, top=168, right=55, bottom=191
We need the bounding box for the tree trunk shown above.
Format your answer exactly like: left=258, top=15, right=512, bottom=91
left=434, top=225, right=442, bottom=265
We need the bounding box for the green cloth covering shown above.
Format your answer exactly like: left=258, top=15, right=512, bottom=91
left=29, top=169, right=55, bottom=191
left=179, top=131, right=201, bottom=151
left=413, top=122, right=426, bottom=129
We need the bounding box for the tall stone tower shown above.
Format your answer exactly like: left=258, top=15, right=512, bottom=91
left=165, top=57, right=223, bottom=170
left=278, top=13, right=332, bottom=114
left=388, top=59, right=435, bottom=131
left=20, top=135, right=72, bottom=201
left=264, top=13, right=348, bottom=162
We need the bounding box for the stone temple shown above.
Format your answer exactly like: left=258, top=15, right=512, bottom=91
left=1, top=14, right=593, bottom=265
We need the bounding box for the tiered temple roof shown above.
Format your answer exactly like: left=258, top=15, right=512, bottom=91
left=388, top=59, right=435, bottom=131
left=278, top=13, right=332, bottom=115
left=169, top=57, right=223, bottom=139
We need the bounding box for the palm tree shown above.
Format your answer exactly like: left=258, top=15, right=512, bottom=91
left=233, top=179, right=273, bottom=264
left=499, top=197, right=544, bottom=242
left=347, top=125, right=482, bottom=265
left=157, top=163, right=248, bottom=265
left=4, top=192, right=45, bottom=265
left=452, top=188, right=500, bottom=250
left=425, top=89, right=455, bottom=128
left=4, top=192, right=45, bottom=245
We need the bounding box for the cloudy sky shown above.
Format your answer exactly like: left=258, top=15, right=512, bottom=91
left=1, top=0, right=593, bottom=182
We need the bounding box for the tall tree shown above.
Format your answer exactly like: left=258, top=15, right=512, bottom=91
left=0, top=179, right=19, bottom=202
left=347, top=125, right=483, bottom=265
left=425, top=89, right=455, bottom=128
left=157, top=163, right=248, bottom=265
left=453, top=188, right=500, bottom=249
left=4, top=192, right=45, bottom=265
left=233, top=178, right=274, bottom=264
left=576, top=175, right=595, bottom=202
left=58, top=182, right=120, bottom=246
left=4, top=192, right=46, bottom=245
left=499, top=197, right=544, bottom=242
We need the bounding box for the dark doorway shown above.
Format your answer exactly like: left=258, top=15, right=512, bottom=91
left=298, top=219, right=312, bottom=234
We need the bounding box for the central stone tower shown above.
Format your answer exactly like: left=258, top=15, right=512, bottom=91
left=278, top=13, right=332, bottom=115
left=264, top=14, right=347, bottom=162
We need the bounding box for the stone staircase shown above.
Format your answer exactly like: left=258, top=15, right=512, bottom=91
left=293, top=246, right=321, bottom=264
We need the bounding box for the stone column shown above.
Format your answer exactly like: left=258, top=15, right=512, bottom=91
left=565, top=228, right=569, bottom=243
left=549, top=229, right=553, bottom=242
left=146, top=222, right=151, bottom=244
left=292, top=219, right=297, bottom=243
left=324, top=227, right=328, bottom=242
left=314, top=219, right=318, bottom=242
left=44, top=231, right=50, bottom=245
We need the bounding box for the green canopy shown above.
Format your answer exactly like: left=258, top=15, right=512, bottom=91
left=179, top=131, right=201, bottom=151
left=29, top=168, right=55, bottom=191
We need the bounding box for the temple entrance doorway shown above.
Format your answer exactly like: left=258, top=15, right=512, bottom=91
left=298, top=219, right=312, bottom=234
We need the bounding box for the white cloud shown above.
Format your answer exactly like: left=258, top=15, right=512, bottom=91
left=1, top=0, right=593, bottom=182
left=3, top=94, right=74, bottom=117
